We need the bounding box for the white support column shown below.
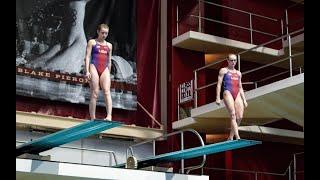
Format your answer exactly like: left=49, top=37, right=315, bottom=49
left=161, top=0, right=168, bottom=133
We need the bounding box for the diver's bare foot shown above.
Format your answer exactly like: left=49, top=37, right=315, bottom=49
left=105, top=115, right=112, bottom=121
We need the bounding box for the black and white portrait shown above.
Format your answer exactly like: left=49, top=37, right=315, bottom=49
left=16, top=0, right=137, bottom=110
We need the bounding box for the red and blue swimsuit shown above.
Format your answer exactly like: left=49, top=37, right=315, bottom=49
left=223, top=71, right=240, bottom=100
left=90, top=40, right=110, bottom=76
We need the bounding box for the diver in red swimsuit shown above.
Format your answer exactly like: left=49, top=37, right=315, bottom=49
left=215, top=54, right=248, bottom=140
left=84, top=24, right=113, bottom=121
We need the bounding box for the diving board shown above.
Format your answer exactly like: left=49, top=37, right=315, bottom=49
left=16, top=120, right=122, bottom=157
left=115, top=139, right=261, bottom=168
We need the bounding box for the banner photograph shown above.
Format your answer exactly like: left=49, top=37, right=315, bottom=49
left=16, top=0, right=137, bottom=110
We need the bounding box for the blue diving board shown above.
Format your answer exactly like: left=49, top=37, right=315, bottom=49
left=115, top=139, right=261, bottom=168
left=16, top=120, right=122, bottom=157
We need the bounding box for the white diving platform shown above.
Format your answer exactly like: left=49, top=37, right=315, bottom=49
left=16, top=111, right=164, bottom=140
left=173, top=73, right=304, bottom=143
left=16, top=158, right=209, bottom=180
left=238, top=126, right=304, bottom=145
left=172, top=31, right=281, bottom=59
left=172, top=31, right=304, bottom=70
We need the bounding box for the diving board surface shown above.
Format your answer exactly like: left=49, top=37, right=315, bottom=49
left=16, top=120, right=122, bottom=157
left=116, top=139, right=261, bottom=168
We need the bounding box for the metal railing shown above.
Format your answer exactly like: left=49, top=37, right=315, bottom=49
left=201, top=163, right=292, bottom=180
left=252, top=66, right=304, bottom=88
left=283, top=1, right=304, bottom=40
left=293, top=152, right=304, bottom=180
left=126, top=129, right=206, bottom=174
left=200, top=152, right=304, bottom=180
left=16, top=140, right=118, bottom=166
left=192, top=27, right=304, bottom=107
left=177, top=0, right=280, bottom=43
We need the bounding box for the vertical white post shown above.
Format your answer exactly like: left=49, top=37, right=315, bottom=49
left=198, top=0, right=201, bottom=32
left=194, top=71, right=198, bottom=108
left=281, top=19, right=284, bottom=46
left=249, top=13, right=253, bottom=44
left=294, top=154, right=297, bottom=180
left=181, top=131, right=184, bottom=174
left=285, top=9, right=289, bottom=36
left=153, top=140, right=156, bottom=156
left=177, top=86, right=180, bottom=120
left=161, top=0, right=168, bottom=133
left=177, top=5, right=179, bottom=36
left=288, top=35, right=292, bottom=77
left=289, top=165, right=291, bottom=180
left=237, top=54, right=241, bottom=72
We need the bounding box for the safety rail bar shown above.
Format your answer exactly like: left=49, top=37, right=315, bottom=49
left=284, top=1, right=304, bottom=38
left=293, top=152, right=304, bottom=180
left=126, top=129, right=206, bottom=174
left=189, top=15, right=278, bottom=38
left=200, top=0, right=278, bottom=21
left=242, top=52, right=304, bottom=76
left=177, top=0, right=280, bottom=44
left=202, top=166, right=287, bottom=177
left=200, top=151, right=304, bottom=180
left=238, top=28, right=303, bottom=55
left=16, top=140, right=118, bottom=166
left=287, top=0, right=304, bottom=9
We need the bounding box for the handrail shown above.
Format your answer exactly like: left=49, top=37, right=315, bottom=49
left=126, top=129, right=206, bottom=174
left=197, top=82, right=253, bottom=96
left=255, top=66, right=303, bottom=84
left=293, top=152, right=304, bottom=156
left=286, top=18, right=304, bottom=28
left=238, top=27, right=303, bottom=55
left=193, top=58, right=227, bottom=72
left=195, top=81, right=256, bottom=93
left=287, top=0, right=304, bottom=9
left=200, top=152, right=304, bottom=179
left=202, top=159, right=292, bottom=178
left=199, top=0, right=278, bottom=21
left=256, top=70, right=289, bottom=83
left=177, top=0, right=280, bottom=43
left=16, top=140, right=118, bottom=166
left=241, top=52, right=304, bottom=76
left=293, top=151, right=304, bottom=180
left=190, top=15, right=278, bottom=38
left=195, top=82, right=217, bottom=91
left=202, top=167, right=286, bottom=176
